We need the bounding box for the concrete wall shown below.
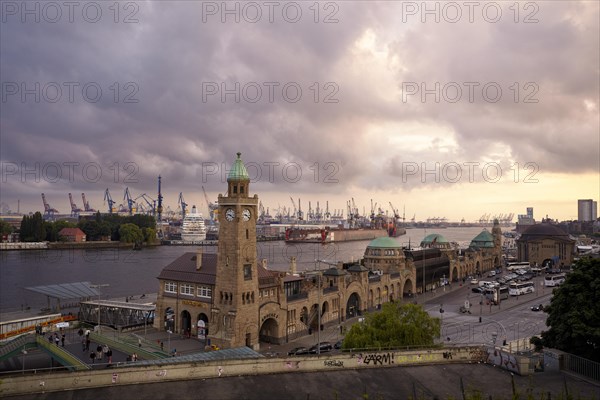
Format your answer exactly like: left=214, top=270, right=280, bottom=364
left=0, top=347, right=490, bottom=396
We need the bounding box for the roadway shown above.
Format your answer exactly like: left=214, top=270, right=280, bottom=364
left=420, top=273, right=552, bottom=347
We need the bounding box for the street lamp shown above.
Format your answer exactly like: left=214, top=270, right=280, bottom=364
left=314, top=260, right=322, bottom=355
left=167, top=329, right=172, bottom=354
left=89, top=283, right=109, bottom=331
left=21, top=347, right=27, bottom=374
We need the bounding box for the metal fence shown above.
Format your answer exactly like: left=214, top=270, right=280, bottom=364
left=562, top=353, right=600, bottom=382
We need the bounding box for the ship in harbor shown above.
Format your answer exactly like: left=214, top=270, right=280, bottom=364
left=180, top=205, right=207, bottom=242
left=284, top=222, right=406, bottom=244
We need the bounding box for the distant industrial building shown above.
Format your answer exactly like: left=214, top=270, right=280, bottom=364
left=578, top=199, right=597, bottom=222
left=516, top=207, right=535, bottom=233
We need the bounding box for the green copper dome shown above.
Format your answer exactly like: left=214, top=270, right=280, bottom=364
left=227, top=152, right=250, bottom=181
left=469, top=230, right=495, bottom=248
left=421, top=233, right=448, bottom=245
left=367, top=237, right=401, bottom=248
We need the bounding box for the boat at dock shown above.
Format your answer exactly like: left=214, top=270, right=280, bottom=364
left=285, top=223, right=405, bottom=244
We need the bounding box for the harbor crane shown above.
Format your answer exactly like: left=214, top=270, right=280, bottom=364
left=202, top=186, right=218, bottom=224
left=178, top=192, right=188, bottom=219
left=41, top=193, right=58, bottom=219
left=156, top=176, right=163, bottom=223
left=135, top=194, right=156, bottom=216
left=123, top=187, right=135, bottom=215
left=81, top=193, right=96, bottom=212
left=103, top=189, right=116, bottom=213
left=68, top=193, right=83, bottom=216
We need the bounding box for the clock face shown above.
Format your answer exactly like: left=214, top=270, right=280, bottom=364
left=225, top=208, right=235, bottom=221
left=242, top=209, right=251, bottom=221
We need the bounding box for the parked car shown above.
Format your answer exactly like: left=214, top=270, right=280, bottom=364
left=288, top=346, right=309, bottom=356
left=488, top=271, right=496, bottom=277
left=531, top=304, right=544, bottom=312
left=471, top=286, right=484, bottom=294
left=459, top=305, right=472, bottom=314
left=334, top=340, right=343, bottom=349
left=309, top=342, right=333, bottom=353
left=470, top=278, right=479, bottom=285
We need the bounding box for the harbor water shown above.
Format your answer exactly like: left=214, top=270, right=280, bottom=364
left=0, top=227, right=494, bottom=314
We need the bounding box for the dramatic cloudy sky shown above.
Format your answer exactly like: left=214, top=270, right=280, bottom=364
left=1, top=1, right=598, bottom=222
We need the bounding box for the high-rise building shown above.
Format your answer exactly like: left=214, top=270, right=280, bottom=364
left=578, top=199, right=597, bottom=222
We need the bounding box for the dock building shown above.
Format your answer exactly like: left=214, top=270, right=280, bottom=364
left=154, top=153, right=503, bottom=349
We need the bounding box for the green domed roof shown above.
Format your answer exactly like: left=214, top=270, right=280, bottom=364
left=367, top=236, right=401, bottom=248
left=469, top=230, right=495, bottom=248
left=227, top=152, right=249, bottom=181
left=421, top=233, right=449, bottom=245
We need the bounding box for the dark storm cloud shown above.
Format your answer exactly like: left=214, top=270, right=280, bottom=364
left=1, top=1, right=598, bottom=213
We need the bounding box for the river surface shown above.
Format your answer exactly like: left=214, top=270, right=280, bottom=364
left=0, top=227, right=492, bottom=314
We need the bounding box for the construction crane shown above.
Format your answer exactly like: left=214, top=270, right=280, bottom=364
left=289, top=197, right=298, bottom=221
left=81, top=193, right=96, bottom=212
left=178, top=192, right=188, bottom=219
left=123, top=187, right=135, bottom=215
left=389, top=202, right=400, bottom=220
left=68, top=193, right=83, bottom=217
left=324, top=201, right=331, bottom=220
left=156, top=176, right=163, bottom=223
left=135, top=193, right=156, bottom=216
left=202, top=186, right=218, bottom=224
left=297, top=198, right=303, bottom=221
left=103, top=189, right=116, bottom=213
left=41, top=193, right=58, bottom=219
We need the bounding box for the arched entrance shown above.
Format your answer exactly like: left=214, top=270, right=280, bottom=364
left=197, top=313, right=209, bottom=338
left=164, top=307, right=174, bottom=331
left=403, top=279, right=414, bottom=298
left=451, top=266, right=458, bottom=281
left=346, top=293, right=360, bottom=319
left=542, top=258, right=554, bottom=270
left=180, top=310, right=191, bottom=336
left=259, top=318, right=278, bottom=344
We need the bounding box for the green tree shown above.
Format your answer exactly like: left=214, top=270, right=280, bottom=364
left=542, top=257, right=600, bottom=361
left=118, top=223, right=144, bottom=244
left=19, top=212, right=46, bottom=242
left=343, top=303, right=440, bottom=349
left=142, top=227, right=156, bottom=243
left=0, top=220, right=13, bottom=237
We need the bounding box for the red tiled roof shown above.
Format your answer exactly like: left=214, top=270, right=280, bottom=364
left=58, top=227, right=85, bottom=236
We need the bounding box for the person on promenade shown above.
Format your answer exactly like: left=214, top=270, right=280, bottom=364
left=61, top=334, right=65, bottom=347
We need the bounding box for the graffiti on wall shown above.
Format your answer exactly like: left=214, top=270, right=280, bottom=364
left=324, top=360, right=344, bottom=367
left=356, top=353, right=395, bottom=366
left=486, top=348, right=520, bottom=374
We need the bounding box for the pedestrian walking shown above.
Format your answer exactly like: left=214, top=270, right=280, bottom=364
left=103, top=344, right=109, bottom=360
left=160, top=341, right=164, bottom=351
left=138, top=338, right=142, bottom=348
left=82, top=338, right=86, bottom=352
left=90, top=351, right=96, bottom=364
left=96, top=345, right=103, bottom=361
left=85, top=337, right=91, bottom=351
left=107, top=348, right=113, bottom=364
left=78, top=328, right=84, bottom=337
left=61, top=334, right=65, bottom=347
left=54, top=334, right=60, bottom=346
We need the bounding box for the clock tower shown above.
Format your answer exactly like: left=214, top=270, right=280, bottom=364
left=212, top=152, right=260, bottom=349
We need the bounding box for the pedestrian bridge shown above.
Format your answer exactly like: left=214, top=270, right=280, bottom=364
left=79, top=300, right=155, bottom=330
